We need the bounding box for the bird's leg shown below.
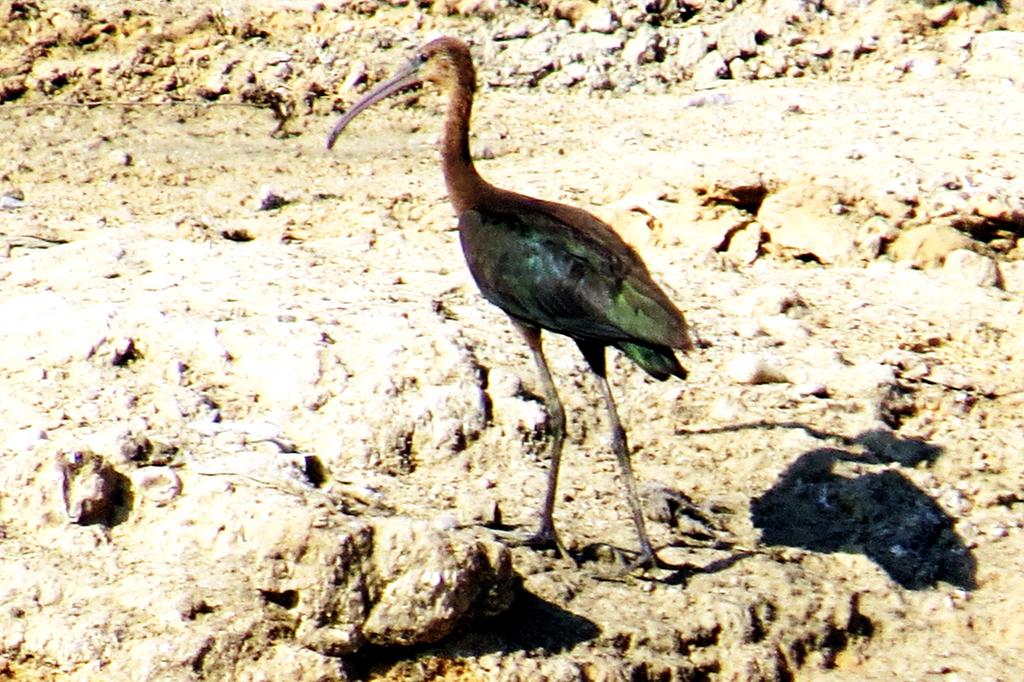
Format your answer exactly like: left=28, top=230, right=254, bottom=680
left=577, top=342, right=657, bottom=570
left=511, top=320, right=571, bottom=561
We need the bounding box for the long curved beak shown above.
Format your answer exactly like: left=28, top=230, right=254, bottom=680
left=326, top=58, right=424, bottom=151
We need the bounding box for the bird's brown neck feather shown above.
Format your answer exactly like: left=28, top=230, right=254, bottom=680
left=440, top=78, right=491, bottom=214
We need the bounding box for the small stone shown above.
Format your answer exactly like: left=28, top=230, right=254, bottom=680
left=793, top=382, right=829, bottom=398
left=457, top=491, right=502, bottom=527
left=888, top=224, right=975, bottom=269
left=0, top=189, right=25, bottom=210
left=107, top=149, right=133, bottom=167
left=560, top=61, right=588, bottom=86
left=622, top=26, right=662, bottom=65
left=579, top=6, right=617, bottom=34
left=727, top=283, right=806, bottom=318
left=856, top=216, right=898, bottom=259
left=342, top=61, right=367, bottom=91
left=692, top=50, right=727, bottom=88
left=132, top=466, right=182, bottom=506
left=258, top=187, right=289, bottom=211
left=726, top=353, right=788, bottom=385
left=716, top=16, right=758, bottom=62
left=759, top=314, right=809, bottom=340
left=925, top=3, right=959, bottom=28
left=942, top=249, right=1002, bottom=288
left=672, top=26, right=708, bottom=72
left=964, top=31, right=1024, bottom=80
left=3, top=428, right=47, bottom=452
left=758, top=185, right=860, bottom=264
left=433, top=514, right=459, bottom=531
left=58, top=450, right=121, bottom=525
left=493, top=21, right=536, bottom=41
left=724, top=222, right=762, bottom=265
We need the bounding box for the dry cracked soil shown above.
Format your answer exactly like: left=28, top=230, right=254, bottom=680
left=2, top=1, right=1024, bottom=680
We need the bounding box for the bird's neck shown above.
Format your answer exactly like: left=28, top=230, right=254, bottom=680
left=440, top=84, right=490, bottom=215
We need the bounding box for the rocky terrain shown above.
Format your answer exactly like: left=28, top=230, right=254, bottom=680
left=2, top=0, right=1024, bottom=680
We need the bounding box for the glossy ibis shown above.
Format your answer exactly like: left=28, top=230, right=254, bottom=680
left=327, top=37, right=692, bottom=569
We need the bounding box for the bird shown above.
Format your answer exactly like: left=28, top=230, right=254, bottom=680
left=327, top=37, right=692, bottom=569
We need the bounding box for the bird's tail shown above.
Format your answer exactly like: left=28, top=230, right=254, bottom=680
left=616, top=341, right=687, bottom=381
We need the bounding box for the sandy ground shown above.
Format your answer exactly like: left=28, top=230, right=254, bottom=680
left=2, top=1, right=1024, bottom=680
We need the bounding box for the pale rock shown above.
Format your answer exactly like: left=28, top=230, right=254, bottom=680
left=199, top=68, right=230, bottom=99
left=965, top=31, right=1024, bottom=80
left=758, top=185, right=860, bottom=264
left=729, top=57, right=752, bottom=80
left=131, top=466, right=182, bottom=506
left=887, top=224, right=975, bottom=269
left=716, top=14, right=758, bottom=62
left=968, top=191, right=1024, bottom=224
left=927, top=364, right=976, bottom=391
left=944, top=30, right=975, bottom=51
left=0, top=457, right=514, bottom=677
left=759, top=314, right=809, bottom=340
left=793, top=382, right=829, bottom=398
left=106, top=148, right=133, bottom=167
left=839, top=361, right=897, bottom=397
left=856, top=215, right=898, bottom=259
left=2, top=427, right=47, bottom=452
left=692, top=50, right=727, bottom=88
left=342, top=60, right=367, bottom=90
left=0, top=292, right=116, bottom=364
left=579, top=6, right=617, bottom=34
left=708, top=395, right=744, bottom=423
left=724, top=222, right=763, bottom=265
left=457, top=490, right=501, bottom=526
left=672, top=26, right=708, bottom=72
left=622, top=25, right=662, bottom=65
left=942, top=249, right=1002, bottom=288
left=925, top=3, right=960, bottom=28
left=900, top=54, right=940, bottom=79
left=560, top=61, right=588, bottom=86
left=57, top=450, right=121, bottom=525
left=726, top=353, right=789, bottom=385
left=362, top=518, right=513, bottom=645
left=726, top=283, right=806, bottom=318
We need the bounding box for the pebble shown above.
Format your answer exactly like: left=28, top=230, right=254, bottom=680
left=342, top=60, right=367, bottom=91
left=728, top=283, right=806, bottom=318
left=1, top=188, right=26, bottom=210
left=106, top=149, right=133, bottom=167
left=257, top=187, right=289, bottom=211
left=579, top=7, right=617, bottom=34
left=759, top=314, right=809, bottom=340
left=622, top=25, right=661, bottom=65
left=457, top=491, right=502, bottom=526
left=793, top=382, right=828, bottom=398
left=692, top=50, right=727, bottom=88
left=58, top=450, right=120, bottom=525
left=132, top=466, right=182, bottom=506
left=3, top=428, right=47, bottom=452
left=672, top=26, right=708, bottom=72
left=725, top=353, right=788, bottom=385
left=942, top=249, right=1001, bottom=288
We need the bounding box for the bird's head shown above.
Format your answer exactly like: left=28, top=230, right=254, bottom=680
left=326, top=37, right=476, bottom=150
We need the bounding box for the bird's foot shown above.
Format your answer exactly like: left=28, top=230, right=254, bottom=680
left=521, top=527, right=576, bottom=565
left=582, top=542, right=692, bottom=578
left=489, top=525, right=577, bottom=565
left=520, top=520, right=577, bottom=561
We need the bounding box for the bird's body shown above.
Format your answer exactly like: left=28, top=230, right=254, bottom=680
left=328, top=37, right=692, bottom=568
left=459, top=193, right=689, bottom=380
